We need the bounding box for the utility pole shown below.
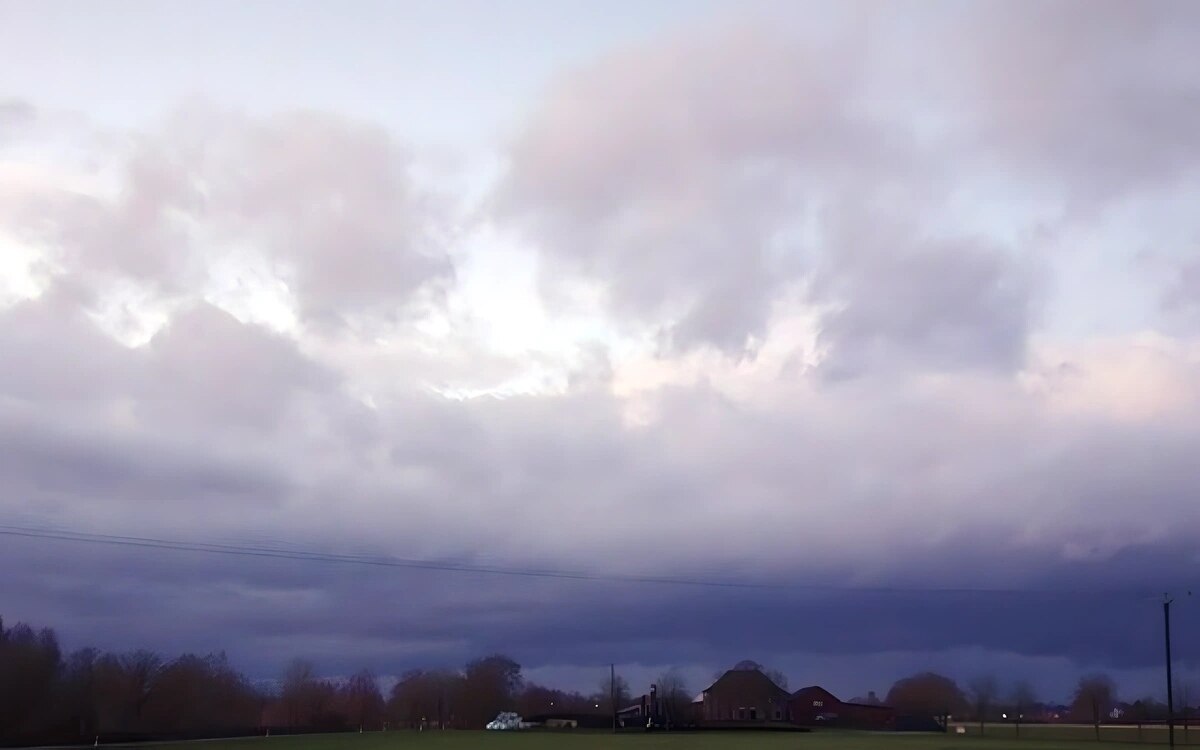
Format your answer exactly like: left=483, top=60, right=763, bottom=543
left=1165, top=595, right=1175, bottom=750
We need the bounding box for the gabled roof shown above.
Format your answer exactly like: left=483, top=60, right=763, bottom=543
left=791, top=685, right=893, bottom=710
left=791, top=685, right=841, bottom=703
left=703, top=669, right=790, bottom=699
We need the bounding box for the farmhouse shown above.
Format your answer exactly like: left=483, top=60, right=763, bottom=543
left=624, top=664, right=903, bottom=732
left=693, top=667, right=793, bottom=726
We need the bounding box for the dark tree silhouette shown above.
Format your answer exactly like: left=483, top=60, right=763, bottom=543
left=969, top=675, right=999, bottom=735
left=656, top=668, right=691, bottom=728
left=1072, top=673, right=1116, bottom=742
left=886, top=672, right=967, bottom=727
left=1009, top=680, right=1037, bottom=738
left=340, top=670, right=384, bottom=731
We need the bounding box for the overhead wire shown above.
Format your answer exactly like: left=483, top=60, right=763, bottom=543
left=0, top=523, right=1164, bottom=598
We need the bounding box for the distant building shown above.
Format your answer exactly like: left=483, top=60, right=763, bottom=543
left=789, top=685, right=895, bottom=729
left=694, top=668, right=793, bottom=725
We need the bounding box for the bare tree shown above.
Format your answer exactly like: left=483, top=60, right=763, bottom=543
left=656, top=668, right=691, bottom=728
left=766, top=668, right=789, bottom=691
left=1010, top=680, right=1037, bottom=739
left=341, top=670, right=384, bottom=731
left=597, top=673, right=631, bottom=714
left=1072, top=673, right=1116, bottom=742
left=62, top=648, right=101, bottom=738
left=280, top=659, right=318, bottom=728
left=1176, top=680, right=1194, bottom=744
left=388, top=669, right=462, bottom=729
left=969, top=675, right=999, bottom=736
left=119, top=650, right=162, bottom=729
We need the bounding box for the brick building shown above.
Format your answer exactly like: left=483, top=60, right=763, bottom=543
left=789, top=685, right=894, bottom=729
left=694, top=668, right=793, bottom=726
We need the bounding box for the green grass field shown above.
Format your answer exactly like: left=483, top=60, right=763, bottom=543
left=129, top=725, right=1200, bottom=750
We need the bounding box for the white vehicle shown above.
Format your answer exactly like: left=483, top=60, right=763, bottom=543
left=486, top=712, right=523, bottom=730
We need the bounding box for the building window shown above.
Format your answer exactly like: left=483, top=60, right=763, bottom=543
left=813, top=700, right=824, bottom=708
left=738, top=708, right=746, bottom=720
left=774, top=709, right=781, bottom=720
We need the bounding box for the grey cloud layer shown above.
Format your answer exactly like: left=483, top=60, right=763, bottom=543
left=5, top=281, right=1200, bottom=682
left=3, top=0, right=1200, bottom=693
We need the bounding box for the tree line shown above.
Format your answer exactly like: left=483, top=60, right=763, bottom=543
left=4, top=614, right=1192, bottom=745
left=0, top=615, right=632, bottom=746
left=884, top=671, right=1196, bottom=740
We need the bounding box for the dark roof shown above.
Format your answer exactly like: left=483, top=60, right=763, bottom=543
left=703, top=669, right=790, bottom=699
left=791, top=685, right=841, bottom=702
left=791, top=685, right=892, bottom=710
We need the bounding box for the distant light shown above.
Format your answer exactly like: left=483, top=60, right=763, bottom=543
left=1002, top=713, right=1008, bottom=719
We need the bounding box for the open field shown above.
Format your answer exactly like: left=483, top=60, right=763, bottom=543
left=125, top=726, right=1200, bottom=750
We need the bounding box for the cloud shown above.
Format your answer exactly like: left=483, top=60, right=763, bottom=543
left=2, top=105, right=454, bottom=330
left=811, top=213, right=1038, bottom=379
left=4, top=274, right=1200, bottom=685
left=0, top=99, right=37, bottom=143
left=3, top=1, right=1200, bottom=699
left=496, top=1, right=1199, bottom=366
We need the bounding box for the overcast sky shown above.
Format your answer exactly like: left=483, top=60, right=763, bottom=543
left=2, top=0, right=1200, bottom=704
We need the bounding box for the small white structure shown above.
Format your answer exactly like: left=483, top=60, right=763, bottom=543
left=486, top=712, right=523, bottom=730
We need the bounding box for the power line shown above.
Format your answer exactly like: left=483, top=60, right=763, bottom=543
left=0, top=523, right=1163, bottom=598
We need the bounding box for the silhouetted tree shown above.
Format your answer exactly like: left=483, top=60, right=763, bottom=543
left=1072, top=673, right=1116, bottom=741
left=388, top=669, right=461, bottom=729
left=340, top=670, right=384, bottom=731
left=886, top=672, right=967, bottom=726
left=1009, top=680, right=1037, bottom=738
left=0, top=620, right=62, bottom=742
left=596, top=672, right=631, bottom=715
left=61, top=648, right=101, bottom=739
left=969, top=675, right=999, bottom=735
left=656, top=668, right=691, bottom=728
left=460, top=654, right=522, bottom=728
left=143, top=652, right=261, bottom=733
left=280, top=659, right=333, bottom=729
left=1, top=614, right=265, bottom=743
left=119, top=650, right=163, bottom=729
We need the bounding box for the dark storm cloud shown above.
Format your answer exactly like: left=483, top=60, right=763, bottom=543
left=3, top=531, right=1197, bottom=699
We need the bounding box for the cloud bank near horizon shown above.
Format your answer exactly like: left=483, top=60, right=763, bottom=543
left=2, top=0, right=1200, bottom=701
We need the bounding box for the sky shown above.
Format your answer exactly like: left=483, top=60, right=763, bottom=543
left=2, top=0, right=1200, bottom=705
